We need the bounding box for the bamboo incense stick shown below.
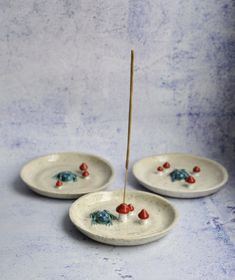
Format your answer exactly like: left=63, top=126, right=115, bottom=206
left=123, top=49, right=134, bottom=203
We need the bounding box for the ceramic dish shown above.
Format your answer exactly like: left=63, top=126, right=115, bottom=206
left=133, top=153, right=228, bottom=198
left=69, top=190, right=178, bottom=246
left=20, top=152, right=114, bottom=199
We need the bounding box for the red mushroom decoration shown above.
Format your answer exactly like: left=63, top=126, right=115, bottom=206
left=82, top=170, right=90, bottom=179
left=163, top=162, right=171, bottom=174
left=193, top=166, right=201, bottom=176
left=185, top=176, right=196, bottom=189
left=163, top=162, right=170, bottom=169
left=138, top=209, right=149, bottom=224
left=116, top=203, right=130, bottom=222
left=128, top=204, right=135, bottom=215
left=80, top=163, right=88, bottom=171
left=157, top=166, right=164, bottom=175
left=55, top=180, right=63, bottom=187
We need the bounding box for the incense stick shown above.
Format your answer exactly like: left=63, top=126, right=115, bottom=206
left=123, top=49, right=134, bottom=203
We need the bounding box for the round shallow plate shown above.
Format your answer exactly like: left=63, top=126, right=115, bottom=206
left=133, top=153, right=228, bottom=198
left=20, top=152, right=114, bottom=199
left=69, top=190, right=178, bottom=246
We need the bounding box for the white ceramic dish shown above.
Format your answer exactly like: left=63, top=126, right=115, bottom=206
left=20, top=152, right=114, bottom=199
left=69, top=190, right=178, bottom=246
left=133, top=153, right=229, bottom=198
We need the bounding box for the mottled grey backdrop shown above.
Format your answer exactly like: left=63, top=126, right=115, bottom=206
left=0, top=1, right=234, bottom=279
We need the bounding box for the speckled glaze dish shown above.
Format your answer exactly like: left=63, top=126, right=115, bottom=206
left=69, top=190, right=178, bottom=246
left=133, top=153, right=229, bottom=198
left=20, top=152, right=115, bottom=199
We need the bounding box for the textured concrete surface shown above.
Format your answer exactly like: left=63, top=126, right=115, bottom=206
left=0, top=1, right=235, bottom=279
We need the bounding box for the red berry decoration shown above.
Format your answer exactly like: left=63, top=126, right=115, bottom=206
left=80, top=163, right=88, bottom=171
left=56, top=180, right=63, bottom=187
left=82, top=170, right=90, bottom=177
left=193, top=166, right=201, bottom=173
left=186, top=176, right=196, bottom=184
left=157, top=166, right=164, bottom=172
left=163, top=162, right=170, bottom=169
